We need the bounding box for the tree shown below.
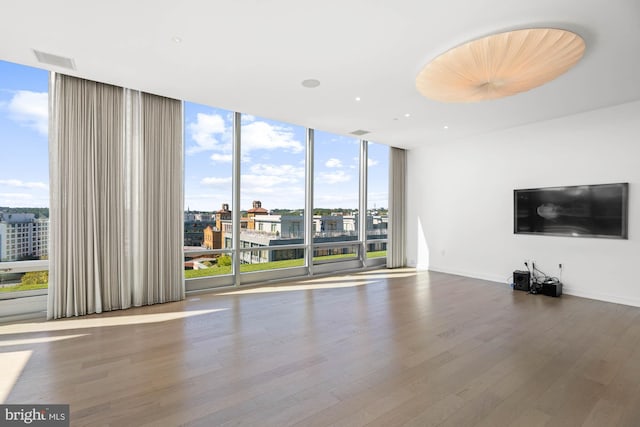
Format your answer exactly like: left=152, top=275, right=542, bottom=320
left=21, top=271, right=48, bottom=286
left=218, top=255, right=232, bottom=266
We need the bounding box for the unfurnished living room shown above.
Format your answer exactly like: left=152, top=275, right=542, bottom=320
left=1, top=1, right=639, bottom=426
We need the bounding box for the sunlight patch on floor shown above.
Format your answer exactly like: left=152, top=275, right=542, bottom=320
left=216, top=269, right=417, bottom=296
left=0, top=309, right=226, bottom=335
left=0, top=350, right=32, bottom=403
left=325, top=269, right=416, bottom=281
left=217, top=279, right=374, bottom=295
left=0, top=334, right=89, bottom=347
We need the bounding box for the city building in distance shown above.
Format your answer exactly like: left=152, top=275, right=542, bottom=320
left=0, top=212, right=49, bottom=262
left=186, top=201, right=387, bottom=269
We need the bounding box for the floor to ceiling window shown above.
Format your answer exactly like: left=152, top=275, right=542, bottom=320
left=239, top=114, right=306, bottom=276
left=366, top=142, right=389, bottom=259
left=183, top=103, right=234, bottom=282
left=0, top=60, right=50, bottom=302
left=313, top=131, right=361, bottom=267
left=182, top=106, right=390, bottom=289
left=0, top=61, right=393, bottom=303
left=0, top=58, right=395, bottom=323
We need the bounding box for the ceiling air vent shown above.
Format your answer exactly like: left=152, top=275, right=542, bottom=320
left=350, top=129, right=370, bottom=136
left=33, top=49, right=76, bottom=70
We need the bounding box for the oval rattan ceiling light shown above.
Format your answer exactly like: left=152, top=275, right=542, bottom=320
left=416, top=28, right=586, bottom=103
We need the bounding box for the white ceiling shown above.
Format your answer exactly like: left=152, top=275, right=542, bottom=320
left=2, top=0, right=639, bottom=149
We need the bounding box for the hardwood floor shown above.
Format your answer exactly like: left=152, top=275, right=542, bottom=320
left=2, top=269, right=640, bottom=426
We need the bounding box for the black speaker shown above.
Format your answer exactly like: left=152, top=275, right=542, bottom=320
left=541, top=280, right=562, bottom=297
left=513, top=270, right=530, bottom=291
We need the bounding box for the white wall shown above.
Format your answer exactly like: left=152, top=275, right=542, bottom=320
left=406, top=100, right=640, bottom=306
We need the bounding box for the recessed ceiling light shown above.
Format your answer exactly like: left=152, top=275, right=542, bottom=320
left=351, top=129, right=370, bottom=136
left=416, top=28, right=586, bottom=102
left=172, top=36, right=182, bottom=43
left=404, top=113, right=411, bottom=117
left=443, top=125, right=449, bottom=129
left=355, top=97, right=361, bottom=101
left=301, top=79, right=321, bottom=88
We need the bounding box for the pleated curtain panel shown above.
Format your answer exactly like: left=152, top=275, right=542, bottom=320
left=48, top=73, right=184, bottom=320
left=387, top=147, right=407, bottom=268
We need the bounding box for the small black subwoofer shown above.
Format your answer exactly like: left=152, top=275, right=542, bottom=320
left=513, top=270, right=531, bottom=292
left=541, top=280, right=562, bottom=297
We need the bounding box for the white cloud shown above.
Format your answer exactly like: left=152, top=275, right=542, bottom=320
left=0, top=192, right=49, bottom=208
left=187, top=116, right=303, bottom=157
left=241, top=186, right=305, bottom=209
left=196, top=156, right=360, bottom=209
left=345, top=156, right=380, bottom=168
left=249, top=163, right=304, bottom=179
left=241, top=176, right=292, bottom=187
left=0, top=179, right=48, bottom=189
left=187, top=113, right=304, bottom=158
left=314, top=193, right=358, bottom=207
left=239, top=163, right=305, bottom=203
left=184, top=191, right=231, bottom=211
left=6, top=90, right=48, bottom=135
left=185, top=193, right=229, bottom=201
left=184, top=192, right=232, bottom=211
left=325, top=158, right=342, bottom=168
left=187, top=113, right=229, bottom=154
left=321, top=135, right=358, bottom=145
left=200, top=176, right=232, bottom=187
left=0, top=193, right=34, bottom=200
left=319, top=170, right=351, bottom=184
left=242, top=173, right=301, bottom=189
left=210, top=153, right=232, bottom=163
left=241, top=121, right=303, bottom=153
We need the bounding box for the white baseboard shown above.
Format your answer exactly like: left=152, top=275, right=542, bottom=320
left=561, top=286, right=640, bottom=308
left=427, top=266, right=640, bottom=308
left=427, top=266, right=508, bottom=285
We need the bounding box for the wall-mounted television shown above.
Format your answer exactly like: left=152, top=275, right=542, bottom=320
left=514, top=183, right=629, bottom=239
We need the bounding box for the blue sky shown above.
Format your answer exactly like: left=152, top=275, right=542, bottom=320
left=0, top=60, right=49, bottom=208
left=1, top=60, right=388, bottom=212
left=184, top=105, right=389, bottom=212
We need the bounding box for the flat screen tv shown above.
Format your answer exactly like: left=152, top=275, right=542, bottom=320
left=514, top=183, right=629, bottom=239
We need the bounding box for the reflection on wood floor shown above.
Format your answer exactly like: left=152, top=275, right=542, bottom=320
left=2, top=269, right=640, bottom=426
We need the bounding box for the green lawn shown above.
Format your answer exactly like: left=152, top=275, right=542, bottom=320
left=0, top=253, right=388, bottom=288
left=312, top=253, right=357, bottom=261
left=184, top=266, right=232, bottom=279
left=184, top=258, right=305, bottom=279
left=0, top=252, right=388, bottom=290
left=0, top=282, right=48, bottom=293
left=185, top=251, right=386, bottom=279
left=366, top=250, right=387, bottom=258
left=240, top=258, right=305, bottom=272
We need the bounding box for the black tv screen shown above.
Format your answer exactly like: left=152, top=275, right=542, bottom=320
left=514, top=183, right=629, bottom=239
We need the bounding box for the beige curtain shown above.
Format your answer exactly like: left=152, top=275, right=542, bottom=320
left=387, top=147, right=406, bottom=268
left=48, top=74, right=184, bottom=319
